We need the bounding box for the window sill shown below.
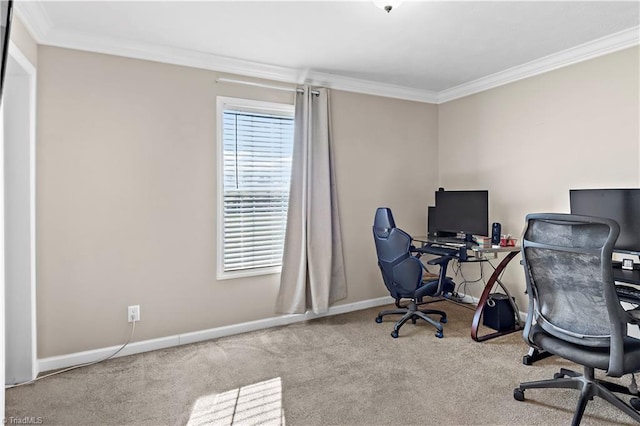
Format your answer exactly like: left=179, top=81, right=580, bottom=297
left=217, top=265, right=282, bottom=281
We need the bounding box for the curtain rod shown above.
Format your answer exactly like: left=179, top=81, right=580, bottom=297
left=216, top=77, right=320, bottom=95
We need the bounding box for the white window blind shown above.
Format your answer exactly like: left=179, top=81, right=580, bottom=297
left=220, top=103, right=294, bottom=275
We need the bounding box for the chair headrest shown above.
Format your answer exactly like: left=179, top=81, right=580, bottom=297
left=373, top=207, right=396, bottom=238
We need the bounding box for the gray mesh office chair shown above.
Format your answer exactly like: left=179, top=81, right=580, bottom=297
left=373, top=207, right=455, bottom=338
left=514, top=213, right=640, bottom=425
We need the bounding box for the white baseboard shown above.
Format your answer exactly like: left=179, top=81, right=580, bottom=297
left=38, top=296, right=394, bottom=373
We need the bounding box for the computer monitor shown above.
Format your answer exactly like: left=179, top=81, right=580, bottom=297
left=570, top=188, right=640, bottom=255
left=434, top=190, right=489, bottom=240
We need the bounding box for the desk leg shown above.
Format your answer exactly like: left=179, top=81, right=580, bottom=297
left=471, top=251, right=522, bottom=342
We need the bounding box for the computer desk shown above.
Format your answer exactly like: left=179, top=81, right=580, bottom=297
left=412, top=236, right=523, bottom=342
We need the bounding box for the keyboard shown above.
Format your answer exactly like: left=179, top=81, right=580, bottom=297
left=616, top=285, right=640, bottom=303
left=417, top=245, right=459, bottom=257
left=434, top=237, right=467, bottom=247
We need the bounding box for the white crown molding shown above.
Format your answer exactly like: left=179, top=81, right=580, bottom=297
left=13, top=1, right=640, bottom=105
left=44, top=28, right=305, bottom=84
left=305, top=70, right=439, bottom=103
left=13, top=1, right=52, bottom=42
left=40, top=24, right=440, bottom=102
left=438, top=26, right=640, bottom=104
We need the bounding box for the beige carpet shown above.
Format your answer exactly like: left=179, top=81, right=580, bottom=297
left=5, top=302, right=638, bottom=425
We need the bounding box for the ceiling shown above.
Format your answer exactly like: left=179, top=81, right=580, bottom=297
left=14, top=1, right=640, bottom=103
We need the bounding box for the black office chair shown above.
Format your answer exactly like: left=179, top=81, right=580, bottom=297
left=373, top=207, right=455, bottom=338
left=514, top=213, right=640, bottom=425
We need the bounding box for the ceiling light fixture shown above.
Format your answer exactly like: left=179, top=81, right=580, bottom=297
left=373, top=1, right=402, bottom=13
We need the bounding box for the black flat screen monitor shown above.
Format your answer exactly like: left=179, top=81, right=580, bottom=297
left=570, top=188, right=640, bottom=255
left=434, top=190, right=489, bottom=239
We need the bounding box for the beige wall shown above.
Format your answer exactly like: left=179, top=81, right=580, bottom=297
left=332, top=92, right=440, bottom=304
left=30, top=38, right=640, bottom=357
left=438, top=46, right=640, bottom=310
left=36, top=46, right=440, bottom=357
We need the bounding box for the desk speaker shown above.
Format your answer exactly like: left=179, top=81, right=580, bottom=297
left=491, top=222, right=501, bottom=245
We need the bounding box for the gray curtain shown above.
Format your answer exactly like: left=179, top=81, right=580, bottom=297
left=275, top=86, right=347, bottom=314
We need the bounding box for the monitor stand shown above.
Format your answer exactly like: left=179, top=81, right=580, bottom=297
left=465, top=233, right=477, bottom=245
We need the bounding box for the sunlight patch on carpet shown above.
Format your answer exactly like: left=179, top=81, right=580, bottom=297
left=187, top=377, right=285, bottom=426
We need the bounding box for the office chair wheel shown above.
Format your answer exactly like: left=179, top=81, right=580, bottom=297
left=435, top=330, right=444, bottom=338
left=391, top=330, right=399, bottom=338
left=375, top=316, right=382, bottom=323
left=553, top=372, right=564, bottom=379
left=513, top=388, right=525, bottom=401
left=631, top=397, right=640, bottom=411
left=522, top=355, right=533, bottom=365
left=440, top=317, right=447, bottom=324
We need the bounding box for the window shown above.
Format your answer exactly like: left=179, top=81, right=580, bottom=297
left=217, top=97, right=294, bottom=279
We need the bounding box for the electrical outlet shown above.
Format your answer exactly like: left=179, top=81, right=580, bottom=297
left=128, top=305, right=140, bottom=322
